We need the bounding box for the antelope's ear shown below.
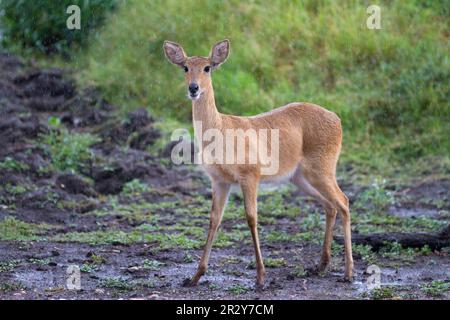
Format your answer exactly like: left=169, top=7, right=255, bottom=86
left=163, top=41, right=187, bottom=67
left=210, top=39, right=230, bottom=69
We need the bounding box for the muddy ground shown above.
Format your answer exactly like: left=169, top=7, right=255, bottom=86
left=0, top=53, right=449, bottom=300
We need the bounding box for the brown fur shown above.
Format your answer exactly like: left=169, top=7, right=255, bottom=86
left=164, top=40, right=353, bottom=288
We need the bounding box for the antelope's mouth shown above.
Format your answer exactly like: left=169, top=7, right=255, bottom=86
left=188, top=91, right=202, bottom=100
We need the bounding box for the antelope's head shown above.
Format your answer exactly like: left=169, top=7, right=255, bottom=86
left=163, top=39, right=230, bottom=100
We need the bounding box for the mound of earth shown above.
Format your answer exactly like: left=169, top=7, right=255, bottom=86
left=0, top=52, right=205, bottom=224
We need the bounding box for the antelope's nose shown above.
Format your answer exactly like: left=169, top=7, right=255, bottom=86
left=189, top=83, right=199, bottom=95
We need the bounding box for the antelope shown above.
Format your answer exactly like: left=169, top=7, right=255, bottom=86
left=163, top=39, right=353, bottom=288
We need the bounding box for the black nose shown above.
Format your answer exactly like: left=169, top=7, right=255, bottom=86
left=189, top=83, right=199, bottom=95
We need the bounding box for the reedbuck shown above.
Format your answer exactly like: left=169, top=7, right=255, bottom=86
left=163, top=39, right=353, bottom=288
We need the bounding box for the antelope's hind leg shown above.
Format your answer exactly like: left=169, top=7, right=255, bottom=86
left=294, top=163, right=353, bottom=280
left=292, top=167, right=337, bottom=273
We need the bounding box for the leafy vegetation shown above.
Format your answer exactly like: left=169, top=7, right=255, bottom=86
left=100, top=277, right=133, bottom=291
left=42, top=117, right=99, bottom=173
left=369, top=286, right=398, bottom=300
left=227, top=284, right=250, bottom=295
left=0, top=0, right=117, bottom=54
left=421, top=280, right=450, bottom=297
left=0, top=217, right=49, bottom=241
left=0, top=157, right=29, bottom=172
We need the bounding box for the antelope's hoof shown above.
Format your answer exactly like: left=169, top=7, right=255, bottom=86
left=255, top=282, right=265, bottom=292
left=344, top=272, right=353, bottom=283
left=316, top=262, right=329, bottom=274
left=182, top=278, right=198, bottom=287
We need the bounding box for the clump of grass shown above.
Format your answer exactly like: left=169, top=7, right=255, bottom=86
left=0, top=217, right=49, bottom=241
left=142, top=259, right=164, bottom=270
left=100, top=277, right=133, bottom=291
left=122, top=179, right=148, bottom=196
left=0, top=157, right=29, bottom=171
left=183, top=252, right=194, bottom=263
left=247, top=257, right=286, bottom=269
left=80, top=263, right=98, bottom=273
left=0, top=281, right=25, bottom=293
left=42, top=116, right=99, bottom=173
left=421, top=280, right=450, bottom=298
left=265, top=257, right=287, bottom=268
left=354, top=178, right=395, bottom=213
left=0, top=260, right=21, bottom=272
left=227, top=284, right=250, bottom=295
left=380, top=242, right=415, bottom=263
left=291, top=265, right=308, bottom=278
left=369, top=286, right=398, bottom=300
left=353, top=244, right=377, bottom=265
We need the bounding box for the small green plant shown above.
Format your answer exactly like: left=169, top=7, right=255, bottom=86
left=380, top=242, right=415, bottom=263
left=291, top=265, right=308, bottom=278
left=90, top=254, right=107, bottom=265
left=100, top=277, right=133, bottom=291
left=28, top=258, right=51, bottom=266
left=353, top=244, right=377, bottom=264
left=0, top=260, right=21, bottom=272
left=80, top=263, right=98, bottom=273
left=355, top=178, right=395, bottom=213
left=0, top=281, right=25, bottom=293
left=248, top=257, right=286, bottom=269
left=4, top=184, right=28, bottom=195
left=122, top=179, right=148, bottom=195
left=0, top=157, right=29, bottom=171
left=183, top=252, right=194, bottom=263
left=227, top=284, right=250, bottom=295
left=0, top=217, right=48, bottom=241
left=142, top=259, right=164, bottom=270
left=369, top=286, right=397, bottom=300
left=43, top=117, right=99, bottom=173
left=421, top=280, right=450, bottom=297
left=265, top=257, right=286, bottom=268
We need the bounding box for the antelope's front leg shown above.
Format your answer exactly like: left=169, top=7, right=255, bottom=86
left=240, top=177, right=265, bottom=289
left=188, top=181, right=230, bottom=286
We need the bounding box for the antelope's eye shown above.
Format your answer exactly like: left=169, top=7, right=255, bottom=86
left=183, top=66, right=189, bottom=73
left=204, top=66, right=211, bottom=73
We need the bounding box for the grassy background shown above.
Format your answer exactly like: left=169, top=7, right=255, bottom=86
left=64, top=0, right=449, bottom=178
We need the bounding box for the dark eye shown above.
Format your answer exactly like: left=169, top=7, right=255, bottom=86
left=204, top=66, right=211, bottom=73
left=183, top=66, right=189, bottom=73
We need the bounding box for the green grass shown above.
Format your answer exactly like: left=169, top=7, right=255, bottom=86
left=121, top=179, right=149, bottom=196
left=227, top=284, right=250, bottom=295
left=0, top=217, right=50, bottom=241
left=100, top=277, right=133, bottom=291
left=0, top=260, right=21, bottom=273
left=0, top=157, right=29, bottom=172
left=53, top=229, right=201, bottom=249
left=142, top=259, right=165, bottom=270
left=42, top=117, right=99, bottom=174
left=369, top=286, right=398, bottom=300
left=60, top=0, right=449, bottom=176
left=0, top=281, right=25, bottom=293
left=421, top=280, right=450, bottom=298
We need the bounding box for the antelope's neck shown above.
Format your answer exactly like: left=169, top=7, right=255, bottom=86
left=192, top=87, right=222, bottom=136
